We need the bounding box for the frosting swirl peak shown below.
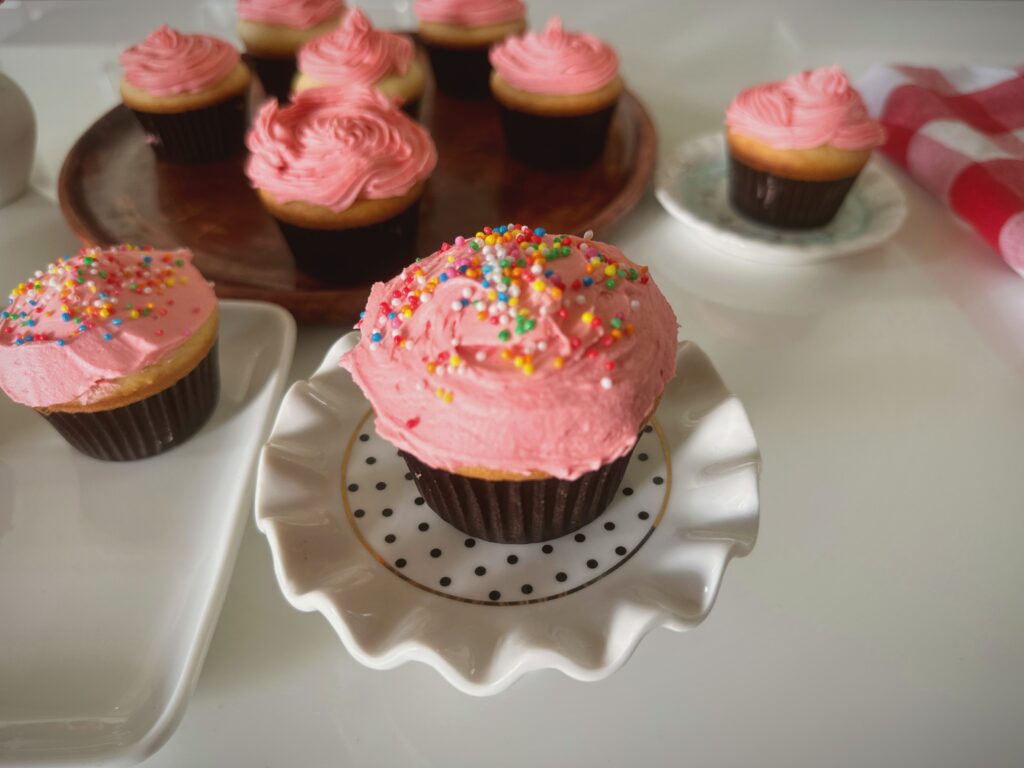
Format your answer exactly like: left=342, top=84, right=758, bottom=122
left=414, top=0, right=524, bottom=27
left=489, top=17, right=619, bottom=96
left=120, top=25, right=239, bottom=97
left=298, top=8, right=413, bottom=86
left=726, top=66, right=886, bottom=151
left=245, top=86, right=437, bottom=211
left=236, top=0, right=344, bottom=29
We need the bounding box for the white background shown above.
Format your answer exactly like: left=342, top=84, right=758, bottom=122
left=2, top=1, right=1024, bottom=766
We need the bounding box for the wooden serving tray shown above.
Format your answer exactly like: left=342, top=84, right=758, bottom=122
left=58, top=85, right=656, bottom=324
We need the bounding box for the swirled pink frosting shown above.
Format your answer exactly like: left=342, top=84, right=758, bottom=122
left=340, top=224, right=679, bottom=480
left=237, top=0, right=343, bottom=29
left=726, top=66, right=886, bottom=150
left=245, top=86, right=436, bottom=211
left=489, top=17, right=619, bottom=95
left=0, top=245, right=217, bottom=409
left=414, top=0, right=524, bottom=27
left=297, top=8, right=413, bottom=86
left=121, top=25, right=239, bottom=97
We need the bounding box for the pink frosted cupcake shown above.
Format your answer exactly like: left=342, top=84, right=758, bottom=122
left=340, top=224, right=678, bottom=543
left=245, top=86, right=437, bottom=285
left=120, top=25, right=251, bottom=163
left=489, top=18, right=622, bottom=169
left=0, top=245, right=219, bottom=461
left=236, top=0, right=345, bottom=101
left=414, top=0, right=526, bottom=98
left=725, top=66, right=886, bottom=228
left=293, top=8, right=426, bottom=117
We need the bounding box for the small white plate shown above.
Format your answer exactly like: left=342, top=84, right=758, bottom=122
left=0, top=300, right=295, bottom=766
left=256, top=335, right=761, bottom=696
left=655, top=133, right=907, bottom=264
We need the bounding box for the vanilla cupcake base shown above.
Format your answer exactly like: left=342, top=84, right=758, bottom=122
left=239, top=14, right=342, bottom=102
left=420, top=19, right=525, bottom=99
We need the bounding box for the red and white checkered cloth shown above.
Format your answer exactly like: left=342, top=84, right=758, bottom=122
left=858, top=65, right=1024, bottom=276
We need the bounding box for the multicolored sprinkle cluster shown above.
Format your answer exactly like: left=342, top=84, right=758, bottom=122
left=1, top=245, right=190, bottom=347
left=356, top=224, right=651, bottom=401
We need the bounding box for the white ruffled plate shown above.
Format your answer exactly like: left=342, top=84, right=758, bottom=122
left=255, top=334, right=761, bottom=696
left=655, top=133, right=907, bottom=264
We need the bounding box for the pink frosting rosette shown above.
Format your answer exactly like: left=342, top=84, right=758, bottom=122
left=120, top=25, right=239, bottom=97
left=298, top=8, right=413, bottom=86
left=236, top=0, right=343, bottom=29
left=414, top=0, right=524, bottom=27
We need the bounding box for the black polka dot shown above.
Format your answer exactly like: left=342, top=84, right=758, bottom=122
left=574, top=533, right=586, bottom=543
left=555, top=572, right=568, bottom=582
left=638, top=452, right=649, bottom=461
left=347, top=483, right=359, bottom=493
left=465, top=538, right=476, bottom=548
left=622, top=487, right=633, bottom=496
left=521, top=584, right=533, bottom=595
left=353, top=508, right=365, bottom=518
left=653, top=476, right=664, bottom=485
left=430, top=548, right=442, bottom=558
left=489, top=591, right=501, bottom=601
left=644, top=424, right=653, bottom=434
left=615, top=546, right=627, bottom=556
left=404, top=472, right=413, bottom=481
left=439, top=576, right=451, bottom=587
left=414, top=497, right=425, bottom=506
left=395, top=558, right=407, bottom=568
left=375, top=481, right=387, bottom=491
left=365, top=456, right=376, bottom=465
left=542, top=544, right=553, bottom=554
left=587, top=559, right=599, bottom=569
left=359, top=433, right=369, bottom=442
left=507, top=554, right=519, bottom=565
left=638, top=511, right=650, bottom=520
left=382, top=508, right=393, bottom=517
left=474, top=566, right=487, bottom=576
left=604, top=521, right=616, bottom=531
left=385, top=534, right=397, bottom=544
left=418, top=522, right=430, bottom=532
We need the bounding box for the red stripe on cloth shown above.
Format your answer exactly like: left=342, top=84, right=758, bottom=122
left=881, top=82, right=1012, bottom=138
left=966, top=75, right=1024, bottom=131
left=948, top=160, right=1024, bottom=254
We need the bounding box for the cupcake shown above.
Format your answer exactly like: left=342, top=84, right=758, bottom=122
left=293, top=8, right=426, bottom=118
left=340, top=224, right=678, bottom=543
left=245, top=86, right=437, bottom=285
left=0, top=245, right=220, bottom=461
left=489, top=18, right=623, bottom=169
left=237, top=0, right=345, bottom=102
left=725, top=66, right=886, bottom=229
left=120, top=25, right=251, bottom=164
left=414, top=0, right=526, bottom=99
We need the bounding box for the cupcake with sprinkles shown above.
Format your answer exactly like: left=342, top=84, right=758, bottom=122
left=237, top=0, right=345, bottom=102
left=245, top=85, right=437, bottom=285
left=120, top=25, right=251, bottom=164
left=415, top=0, right=526, bottom=99
left=725, top=66, right=886, bottom=228
left=293, top=8, right=426, bottom=117
left=341, top=223, right=678, bottom=543
left=489, top=17, right=623, bottom=169
left=0, top=245, right=220, bottom=461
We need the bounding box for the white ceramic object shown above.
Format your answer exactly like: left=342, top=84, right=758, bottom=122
left=256, top=334, right=761, bottom=696
left=0, top=72, right=36, bottom=208
left=655, top=133, right=907, bottom=264
left=0, top=301, right=295, bottom=767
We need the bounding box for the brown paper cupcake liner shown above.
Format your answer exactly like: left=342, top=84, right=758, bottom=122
left=401, top=443, right=637, bottom=544
left=422, top=43, right=492, bottom=99
left=40, top=341, right=220, bottom=462
left=245, top=54, right=297, bottom=103
left=728, top=154, right=859, bottom=229
left=497, top=102, right=616, bottom=170
left=130, top=94, right=247, bottom=164
left=274, top=200, right=421, bottom=286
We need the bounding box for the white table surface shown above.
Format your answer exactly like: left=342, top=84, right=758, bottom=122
left=2, top=1, right=1024, bottom=766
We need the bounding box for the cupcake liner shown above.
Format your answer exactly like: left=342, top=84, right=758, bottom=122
left=274, top=200, right=421, bottom=286
left=422, top=42, right=492, bottom=99
left=497, top=102, right=616, bottom=170
left=401, top=95, right=422, bottom=120
left=130, top=94, right=246, bottom=164
left=40, top=341, right=220, bottom=462
left=401, top=443, right=637, bottom=544
left=728, top=154, right=860, bottom=229
left=245, top=54, right=297, bottom=103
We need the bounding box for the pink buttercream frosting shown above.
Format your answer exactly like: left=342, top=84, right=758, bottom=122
left=0, top=245, right=217, bottom=409
left=414, top=0, right=524, bottom=27
left=297, top=8, right=413, bottom=86
left=489, top=17, right=619, bottom=96
left=121, top=25, right=239, bottom=97
left=237, top=0, right=343, bottom=28
left=340, top=224, right=679, bottom=480
left=726, top=66, right=886, bottom=150
left=245, top=86, right=437, bottom=211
